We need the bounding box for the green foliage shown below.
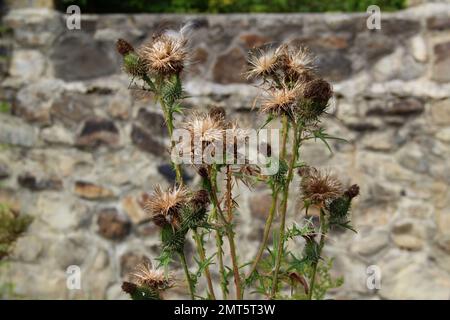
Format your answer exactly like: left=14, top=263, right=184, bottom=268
left=0, top=204, right=32, bottom=260
left=0, top=102, right=11, bottom=114
left=327, top=196, right=357, bottom=233
left=310, top=258, right=344, bottom=300
left=56, top=0, right=405, bottom=13
left=124, top=283, right=161, bottom=300
left=162, top=74, right=183, bottom=110
left=161, top=224, right=186, bottom=254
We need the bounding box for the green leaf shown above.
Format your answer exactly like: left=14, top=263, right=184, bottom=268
left=309, top=127, right=348, bottom=154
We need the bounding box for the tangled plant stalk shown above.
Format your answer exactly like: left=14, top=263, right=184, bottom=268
left=116, top=25, right=359, bottom=300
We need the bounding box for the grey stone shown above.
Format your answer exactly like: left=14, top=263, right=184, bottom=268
left=212, top=47, right=247, bottom=84
left=15, top=79, right=64, bottom=125
left=75, top=118, right=120, bottom=148
left=17, top=172, right=63, bottom=191
left=431, top=41, right=450, bottom=82
left=0, top=114, right=38, bottom=147
left=50, top=32, right=118, bottom=81
left=9, top=50, right=46, bottom=81
left=130, top=124, right=166, bottom=156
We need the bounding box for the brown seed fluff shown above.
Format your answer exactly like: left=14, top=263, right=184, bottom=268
left=116, top=38, right=135, bottom=56
left=302, top=78, right=333, bottom=106
left=344, top=184, right=360, bottom=200
left=300, top=168, right=343, bottom=205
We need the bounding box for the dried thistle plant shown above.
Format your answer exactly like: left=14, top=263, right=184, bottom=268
left=117, top=27, right=359, bottom=301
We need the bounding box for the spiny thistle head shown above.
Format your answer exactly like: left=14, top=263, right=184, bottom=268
left=344, top=184, right=360, bottom=200
left=144, top=185, right=189, bottom=228
left=116, top=38, right=135, bottom=56
left=301, top=78, right=333, bottom=106
left=279, top=45, right=315, bottom=82
left=131, top=262, right=174, bottom=290
left=184, top=113, right=224, bottom=145
left=123, top=52, right=146, bottom=77
left=300, top=168, right=343, bottom=205
left=208, top=106, right=226, bottom=121
left=197, top=165, right=209, bottom=179
left=261, top=84, right=301, bottom=116
left=121, top=281, right=137, bottom=295
left=190, top=189, right=210, bottom=211
left=246, top=46, right=282, bottom=79
left=140, top=32, right=188, bottom=76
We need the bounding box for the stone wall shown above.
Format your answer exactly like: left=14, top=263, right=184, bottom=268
left=1, top=3, right=450, bottom=299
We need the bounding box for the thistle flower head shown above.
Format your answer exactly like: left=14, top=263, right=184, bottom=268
left=184, top=113, right=224, bottom=144
left=301, top=78, right=333, bottom=106
left=122, top=52, right=146, bottom=77
left=246, top=46, right=282, bottom=79
left=279, top=45, right=315, bottom=82
left=344, top=184, right=360, bottom=200
left=140, top=35, right=187, bottom=75
left=145, top=185, right=189, bottom=228
left=116, top=38, right=135, bottom=56
left=261, top=84, right=301, bottom=116
left=131, top=262, right=174, bottom=290
left=139, top=23, right=192, bottom=76
left=190, top=189, right=210, bottom=210
left=300, top=168, right=343, bottom=205
left=208, top=106, right=226, bottom=121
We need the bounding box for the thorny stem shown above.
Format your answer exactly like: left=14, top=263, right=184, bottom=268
left=247, top=116, right=289, bottom=278
left=192, top=229, right=216, bottom=299
left=148, top=76, right=197, bottom=300
left=226, top=165, right=243, bottom=299
left=208, top=166, right=242, bottom=300
left=308, top=208, right=327, bottom=300
left=270, top=121, right=300, bottom=299
left=209, top=167, right=228, bottom=299
left=179, top=251, right=195, bottom=300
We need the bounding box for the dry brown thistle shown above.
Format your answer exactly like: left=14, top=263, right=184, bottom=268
left=300, top=167, right=343, bottom=206
left=144, top=185, right=189, bottom=229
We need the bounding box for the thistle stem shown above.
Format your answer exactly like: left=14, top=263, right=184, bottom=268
left=225, top=165, right=243, bottom=299
left=210, top=168, right=228, bottom=299
left=246, top=187, right=279, bottom=278
left=308, top=208, right=327, bottom=300
left=246, top=116, right=289, bottom=278
left=193, top=229, right=216, bottom=299
left=270, top=122, right=300, bottom=299
left=150, top=77, right=201, bottom=300
left=179, top=251, right=195, bottom=300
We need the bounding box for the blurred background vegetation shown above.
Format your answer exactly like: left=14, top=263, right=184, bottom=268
left=56, top=0, right=405, bottom=13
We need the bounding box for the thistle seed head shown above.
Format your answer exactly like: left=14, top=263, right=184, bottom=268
left=300, top=168, right=343, bottom=205
left=301, top=78, right=333, bottom=106
left=344, top=184, right=360, bottom=200
left=144, top=185, right=189, bottom=228
left=190, top=189, right=210, bottom=210
left=116, top=38, right=135, bottom=56
left=279, top=45, right=315, bottom=82
left=140, top=33, right=188, bottom=76
left=208, top=106, right=226, bottom=121
left=246, top=46, right=282, bottom=79
left=184, top=113, right=225, bottom=145
left=261, top=84, right=301, bottom=116
left=131, top=262, right=174, bottom=290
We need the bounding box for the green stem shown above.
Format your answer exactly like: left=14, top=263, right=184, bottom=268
left=209, top=167, right=228, bottom=299
left=148, top=76, right=197, bottom=300
left=179, top=251, right=195, bottom=300
left=225, top=165, right=243, bottom=300
left=247, top=116, right=289, bottom=278
left=193, top=229, right=216, bottom=299
left=270, top=122, right=300, bottom=299
left=308, top=208, right=327, bottom=300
